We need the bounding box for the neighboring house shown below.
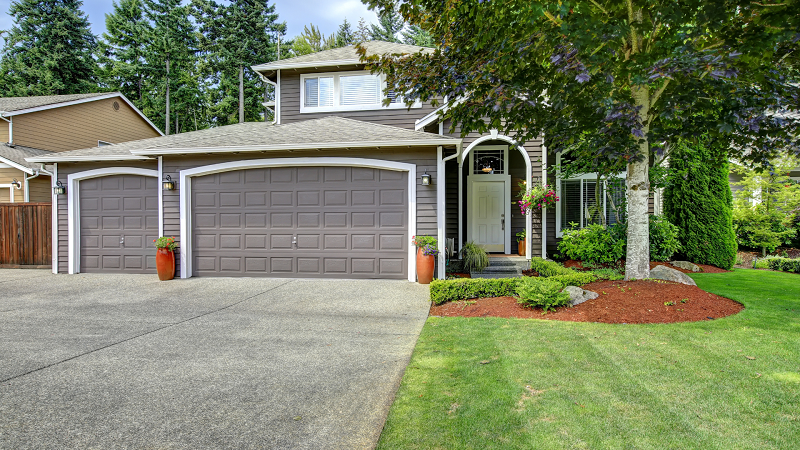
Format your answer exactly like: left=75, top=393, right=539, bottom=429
left=27, top=41, right=641, bottom=281
left=0, top=92, right=162, bottom=203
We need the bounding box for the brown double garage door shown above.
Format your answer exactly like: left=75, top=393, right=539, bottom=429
left=191, top=166, right=409, bottom=279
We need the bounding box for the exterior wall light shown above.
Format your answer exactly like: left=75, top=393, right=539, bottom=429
left=421, top=172, right=431, bottom=186
left=11, top=179, right=21, bottom=189
left=53, top=180, right=66, bottom=195
left=162, top=175, right=175, bottom=191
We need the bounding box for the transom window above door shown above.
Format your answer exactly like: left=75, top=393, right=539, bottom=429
left=300, top=71, right=421, bottom=113
left=472, top=148, right=506, bottom=174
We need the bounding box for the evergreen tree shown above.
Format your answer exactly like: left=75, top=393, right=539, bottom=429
left=402, top=25, right=433, bottom=47
left=335, top=19, right=356, bottom=48
left=0, top=0, right=98, bottom=96
left=143, top=0, right=200, bottom=134
left=370, top=7, right=404, bottom=43
left=97, top=0, right=151, bottom=104
left=664, top=140, right=737, bottom=269
left=354, top=18, right=372, bottom=43
left=291, top=24, right=335, bottom=56
left=193, top=0, right=283, bottom=125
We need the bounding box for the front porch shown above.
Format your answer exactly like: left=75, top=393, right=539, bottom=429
left=434, top=133, right=548, bottom=279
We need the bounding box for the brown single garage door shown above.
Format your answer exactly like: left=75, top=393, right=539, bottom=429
left=79, top=175, right=158, bottom=273
left=191, top=166, right=409, bottom=278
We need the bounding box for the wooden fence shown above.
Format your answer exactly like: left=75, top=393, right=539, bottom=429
left=0, top=203, right=52, bottom=267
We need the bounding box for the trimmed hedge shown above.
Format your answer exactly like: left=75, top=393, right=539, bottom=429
left=430, top=260, right=597, bottom=305
left=429, top=278, right=519, bottom=305
left=530, top=257, right=574, bottom=277
left=516, top=277, right=570, bottom=311
left=766, top=257, right=800, bottom=273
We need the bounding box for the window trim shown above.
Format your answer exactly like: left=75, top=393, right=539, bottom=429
left=554, top=151, right=626, bottom=238
left=299, top=70, right=422, bottom=113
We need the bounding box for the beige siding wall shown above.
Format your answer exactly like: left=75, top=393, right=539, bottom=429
left=28, top=176, right=52, bottom=203
left=13, top=97, right=160, bottom=152
left=278, top=67, right=437, bottom=129
left=0, top=121, right=8, bottom=143
left=0, top=167, right=25, bottom=203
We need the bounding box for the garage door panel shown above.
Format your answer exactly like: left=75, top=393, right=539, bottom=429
left=79, top=175, right=157, bottom=274
left=192, top=167, right=408, bottom=278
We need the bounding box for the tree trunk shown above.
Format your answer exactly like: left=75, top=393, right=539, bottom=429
left=165, top=57, right=170, bottom=136
left=626, top=85, right=651, bottom=280
left=239, top=65, right=244, bottom=123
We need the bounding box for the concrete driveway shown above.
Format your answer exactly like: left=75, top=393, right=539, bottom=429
left=0, top=270, right=430, bottom=449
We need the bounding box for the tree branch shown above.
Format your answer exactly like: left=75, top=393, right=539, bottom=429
left=589, top=0, right=609, bottom=15
left=649, top=78, right=671, bottom=107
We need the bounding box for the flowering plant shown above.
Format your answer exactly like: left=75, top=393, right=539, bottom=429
left=412, top=235, right=439, bottom=256
left=154, top=236, right=177, bottom=252
left=518, top=182, right=558, bottom=214
left=421, top=244, right=439, bottom=256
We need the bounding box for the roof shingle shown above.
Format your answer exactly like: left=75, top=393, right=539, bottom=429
left=0, top=144, right=54, bottom=172
left=252, top=41, right=433, bottom=73
left=0, top=93, right=110, bottom=114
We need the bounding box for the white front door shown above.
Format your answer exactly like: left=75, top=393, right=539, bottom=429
left=470, top=181, right=505, bottom=252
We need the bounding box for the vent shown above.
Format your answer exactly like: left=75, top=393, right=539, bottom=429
left=112, top=101, right=120, bottom=111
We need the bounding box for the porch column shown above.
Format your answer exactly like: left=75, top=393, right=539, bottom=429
left=437, top=146, right=446, bottom=280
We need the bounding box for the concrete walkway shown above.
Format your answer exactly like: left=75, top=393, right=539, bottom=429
left=0, top=270, right=431, bottom=449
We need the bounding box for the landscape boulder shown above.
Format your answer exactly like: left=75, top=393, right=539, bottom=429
left=650, top=265, right=697, bottom=286
left=563, top=285, right=599, bottom=306
left=671, top=260, right=702, bottom=272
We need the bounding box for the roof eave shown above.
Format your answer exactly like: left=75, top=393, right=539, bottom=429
left=0, top=155, right=34, bottom=174
left=25, top=155, right=153, bottom=163
left=131, top=139, right=462, bottom=156
left=252, top=59, right=362, bottom=74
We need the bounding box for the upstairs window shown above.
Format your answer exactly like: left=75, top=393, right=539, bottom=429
left=300, top=71, right=420, bottom=113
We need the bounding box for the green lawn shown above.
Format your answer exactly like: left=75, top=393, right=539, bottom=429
left=377, top=269, right=800, bottom=450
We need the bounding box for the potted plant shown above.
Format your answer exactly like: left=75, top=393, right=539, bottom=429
left=516, top=230, right=527, bottom=256
left=518, top=180, right=558, bottom=215
left=154, top=236, right=177, bottom=281
left=411, top=235, right=438, bottom=284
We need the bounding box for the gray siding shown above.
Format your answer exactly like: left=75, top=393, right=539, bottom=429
left=161, top=148, right=438, bottom=275
left=278, top=67, right=437, bottom=129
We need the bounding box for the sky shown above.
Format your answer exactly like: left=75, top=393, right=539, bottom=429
left=0, top=0, right=378, bottom=40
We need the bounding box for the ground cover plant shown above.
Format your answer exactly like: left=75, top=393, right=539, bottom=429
left=380, top=270, right=800, bottom=449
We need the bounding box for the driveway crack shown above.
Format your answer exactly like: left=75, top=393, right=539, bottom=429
left=0, top=280, right=294, bottom=385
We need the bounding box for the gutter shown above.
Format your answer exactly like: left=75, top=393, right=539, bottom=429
left=129, top=139, right=462, bottom=156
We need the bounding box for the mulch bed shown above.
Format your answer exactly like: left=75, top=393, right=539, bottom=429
left=429, top=279, right=743, bottom=323
left=563, top=260, right=729, bottom=274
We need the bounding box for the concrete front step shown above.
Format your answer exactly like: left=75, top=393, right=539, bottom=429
left=470, top=257, right=529, bottom=278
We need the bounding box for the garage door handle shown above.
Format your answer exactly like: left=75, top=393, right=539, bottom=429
left=120, top=236, right=124, bottom=244
left=292, top=236, right=297, bottom=249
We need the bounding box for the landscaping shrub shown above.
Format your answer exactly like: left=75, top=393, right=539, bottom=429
left=664, top=139, right=737, bottom=269
left=461, top=241, right=489, bottom=273
left=429, top=278, right=518, bottom=305
left=648, top=215, right=682, bottom=261
left=590, top=267, right=624, bottom=281
left=766, top=257, right=800, bottom=273
left=549, top=272, right=597, bottom=286
left=753, top=257, right=777, bottom=269
left=529, top=257, right=574, bottom=277
left=558, top=223, right=625, bottom=265
left=515, top=277, right=571, bottom=312
left=733, top=208, right=796, bottom=256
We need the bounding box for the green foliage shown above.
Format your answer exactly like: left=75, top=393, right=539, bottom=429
left=648, top=216, right=682, bottom=262
left=731, top=156, right=800, bottom=255
left=154, top=236, right=177, bottom=251
left=549, top=272, right=597, bottom=287
left=664, top=140, right=737, bottom=269
left=429, top=278, right=518, bottom=305
left=335, top=18, right=356, bottom=48
left=589, top=268, right=624, bottom=281
left=96, top=0, right=150, bottom=104
left=291, top=23, right=335, bottom=56
left=529, top=257, right=573, bottom=277
left=765, top=257, right=800, bottom=273
left=460, top=241, right=489, bottom=273
left=753, top=257, right=775, bottom=269
left=370, top=5, right=404, bottom=43
left=0, top=0, right=98, bottom=96
left=515, top=277, right=571, bottom=312
left=401, top=25, right=434, bottom=47
left=558, top=224, right=625, bottom=265
left=412, top=235, right=437, bottom=248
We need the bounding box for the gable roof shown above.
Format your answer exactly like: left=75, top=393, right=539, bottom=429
left=252, top=41, right=433, bottom=75
left=0, top=92, right=163, bottom=136
left=26, top=116, right=461, bottom=163
left=0, top=144, right=54, bottom=174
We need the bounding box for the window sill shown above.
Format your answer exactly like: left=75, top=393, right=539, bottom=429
left=300, top=102, right=422, bottom=114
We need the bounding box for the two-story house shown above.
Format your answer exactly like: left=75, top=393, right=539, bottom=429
left=1, top=92, right=162, bottom=203
left=28, top=41, right=624, bottom=281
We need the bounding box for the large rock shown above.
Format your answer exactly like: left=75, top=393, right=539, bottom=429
left=650, top=264, right=697, bottom=286
left=671, top=260, right=702, bottom=272
left=563, top=285, right=599, bottom=306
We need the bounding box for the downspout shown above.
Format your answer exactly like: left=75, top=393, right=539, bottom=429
left=23, top=170, right=40, bottom=202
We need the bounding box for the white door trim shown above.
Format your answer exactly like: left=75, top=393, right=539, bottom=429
left=66, top=167, right=159, bottom=274
left=179, top=157, right=417, bottom=281
left=459, top=135, right=532, bottom=258
left=467, top=175, right=512, bottom=253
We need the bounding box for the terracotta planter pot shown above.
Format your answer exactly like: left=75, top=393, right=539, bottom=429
left=156, top=248, right=175, bottom=281
left=517, top=238, right=526, bottom=257
left=416, top=247, right=435, bottom=284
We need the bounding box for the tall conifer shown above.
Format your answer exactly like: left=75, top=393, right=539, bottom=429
left=97, top=0, right=151, bottom=105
